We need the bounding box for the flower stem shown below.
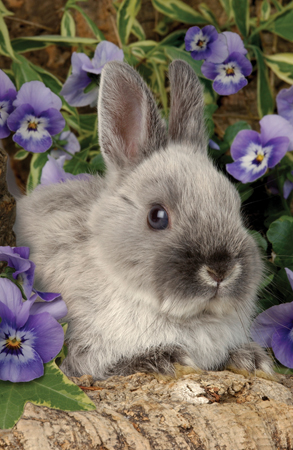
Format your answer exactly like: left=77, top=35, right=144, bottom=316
left=52, top=142, right=90, bottom=165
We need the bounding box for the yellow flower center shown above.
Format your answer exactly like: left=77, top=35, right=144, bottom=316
left=28, top=121, right=38, bottom=130
left=226, top=68, right=235, bottom=76
left=197, top=39, right=204, bottom=47
left=256, top=154, right=264, bottom=163
left=6, top=337, right=21, bottom=350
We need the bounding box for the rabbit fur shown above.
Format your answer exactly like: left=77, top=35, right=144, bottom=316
left=15, top=60, right=272, bottom=379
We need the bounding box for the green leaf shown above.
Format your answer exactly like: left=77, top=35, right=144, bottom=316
left=61, top=10, right=76, bottom=37
left=164, top=46, right=203, bottom=77
left=218, top=0, right=232, bottom=19
left=131, top=17, right=146, bottom=40
left=151, top=0, right=207, bottom=24
left=117, top=0, right=141, bottom=45
left=26, top=153, right=49, bottom=193
left=198, top=3, right=219, bottom=29
left=264, top=53, right=293, bottom=84
left=267, top=216, right=293, bottom=268
left=79, top=114, right=97, bottom=134
left=154, top=16, right=174, bottom=35
left=0, top=359, right=95, bottom=429
left=64, top=148, right=90, bottom=175
left=0, top=0, right=13, bottom=16
left=263, top=8, right=293, bottom=41
left=224, top=121, right=251, bottom=146
left=231, top=0, right=249, bottom=37
left=11, top=38, right=48, bottom=53
left=251, top=46, right=274, bottom=117
left=12, top=54, right=42, bottom=89
left=149, top=61, right=168, bottom=113
left=13, top=150, right=29, bottom=161
left=261, top=0, right=271, bottom=21
left=11, top=35, right=99, bottom=50
left=248, top=230, right=268, bottom=252
left=70, top=4, right=105, bottom=41
left=90, top=153, right=106, bottom=173
left=236, top=183, right=253, bottom=202
left=0, top=13, right=15, bottom=59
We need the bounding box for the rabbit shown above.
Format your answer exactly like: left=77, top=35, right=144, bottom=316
left=15, top=59, right=273, bottom=379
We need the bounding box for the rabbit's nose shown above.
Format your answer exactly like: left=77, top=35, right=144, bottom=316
left=206, top=268, right=224, bottom=283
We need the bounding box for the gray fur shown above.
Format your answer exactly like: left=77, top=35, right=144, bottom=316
left=15, top=60, right=273, bottom=379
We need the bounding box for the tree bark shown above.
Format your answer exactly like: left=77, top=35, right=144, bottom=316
left=1, top=369, right=293, bottom=449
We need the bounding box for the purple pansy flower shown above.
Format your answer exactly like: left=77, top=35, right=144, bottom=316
left=50, top=130, right=80, bottom=160
left=0, top=278, right=66, bottom=382
left=0, top=246, right=61, bottom=302
left=226, top=115, right=293, bottom=183
left=209, top=139, right=220, bottom=150
left=201, top=31, right=252, bottom=95
left=60, top=41, right=124, bottom=107
left=251, top=268, right=293, bottom=369
left=7, top=81, right=65, bottom=153
left=277, top=85, right=293, bottom=125
left=40, top=155, right=92, bottom=186
left=0, top=69, right=17, bottom=139
left=185, top=25, right=228, bottom=63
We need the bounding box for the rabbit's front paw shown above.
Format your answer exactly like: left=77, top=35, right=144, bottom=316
left=106, top=345, right=195, bottom=378
left=227, top=342, right=273, bottom=375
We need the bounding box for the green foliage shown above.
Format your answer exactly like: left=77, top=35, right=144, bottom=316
left=267, top=217, right=293, bottom=269
left=0, top=357, right=95, bottom=430
left=151, top=0, right=207, bottom=24
left=117, top=0, right=141, bottom=45
left=231, top=0, right=249, bottom=37
left=251, top=46, right=274, bottom=117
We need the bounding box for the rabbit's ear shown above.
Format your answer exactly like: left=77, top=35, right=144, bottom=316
left=168, top=60, right=207, bottom=149
left=98, top=61, right=167, bottom=168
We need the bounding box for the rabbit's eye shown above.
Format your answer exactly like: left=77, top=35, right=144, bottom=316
left=147, top=205, right=169, bottom=230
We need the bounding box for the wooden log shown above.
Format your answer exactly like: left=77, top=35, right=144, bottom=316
left=1, top=369, right=293, bottom=449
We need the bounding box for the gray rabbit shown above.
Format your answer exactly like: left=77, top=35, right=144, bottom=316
left=15, top=60, right=272, bottom=379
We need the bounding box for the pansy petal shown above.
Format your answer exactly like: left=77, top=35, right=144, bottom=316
left=13, top=127, right=52, bottom=153
left=0, top=343, right=44, bottom=382
left=34, top=290, right=62, bottom=302
left=228, top=52, right=252, bottom=77
left=276, top=85, right=293, bottom=125
left=89, top=41, right=124, bottom=73
left=207, top=33, right=229, bottom=63
left=0, top=70, right=16, bottom=97
left=15, top=261, right=35, bottom=300
left=213, top=73, right=247, bottom=96
left=201, top=61, right=219, bottom=80
left=283, top=180, right=293, bottom=199
left=0, top=121, right=11, bottom=139
left=24, top=312, right=64, bottom=362
left=0, top=278, right=24, bottom=318
left=7, top=103, right=35, bottom=132
left=251, top=302, right=293, bottom=347
left=15, top=293, right=38, bottom=328
left=230, top=130, right=261, bottom=160
left=285, top=268, right=293, bottom=291
left=226, top=157, right=267, bottom=183
left=0, top=301, right=15, bottom=324
left=185, top=26, right=201, bottom=51
left=265, top=136, right=289, bottom=168
left=260, top=114, right=293, bottom=150
left=30, top=297, right=68, bottom=320
left=14, top=81, right=62, bottom=115
left=12, top=247, right=30, bottom=260
left=0, top=245, right=31, bottom=275
left=272, top=326, right=293, bottom=368
left=222, top=31, right=247, bottom=55
left=40, top=155, right=75, bottom=185
left=209, top=139, right=220, bottom=150
left=41, top=108, right=65, bottom=136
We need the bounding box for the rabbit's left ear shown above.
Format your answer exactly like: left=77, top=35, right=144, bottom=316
left=168, top=60, right=207, bottom=150
left=98, top=61, right=167, bottom=169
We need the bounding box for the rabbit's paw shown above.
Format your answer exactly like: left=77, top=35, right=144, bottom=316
left=106, top=345, right=195, bottom=378
left=227, top=342, right=274, bottom=378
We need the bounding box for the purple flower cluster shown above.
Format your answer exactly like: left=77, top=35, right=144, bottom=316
left=0, top=70, right=17, bottom=139
left=226, top=115, right=293, bottom=183
left=60, top=41, right=124, bottom=107
left=0, top=246, right=67, bottom=382
left=251, top=268, right=293, bottom=369
left=185, top=27, right=252, bottom=95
